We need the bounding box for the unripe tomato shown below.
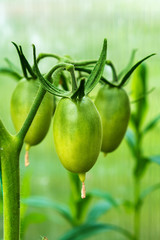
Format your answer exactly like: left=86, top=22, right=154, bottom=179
left=95, top=85, right=130, bottom=153
left=53, top=96, right=102, bottom=174
left=11, top=78, right=54, bottom=153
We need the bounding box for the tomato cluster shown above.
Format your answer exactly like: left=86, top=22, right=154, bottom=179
left=9, top=40, right=154, bottom=198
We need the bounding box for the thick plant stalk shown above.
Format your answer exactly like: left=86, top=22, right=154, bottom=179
left=0, top=120, right=22, bottom=240
left=0, top=84, right=46, bottom=240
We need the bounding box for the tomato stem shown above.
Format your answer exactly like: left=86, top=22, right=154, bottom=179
left=16, top=85, right=46, bottom=141
left=36, top=53, right=60, bottom=64
left=68, top=66, right=78, bottom=92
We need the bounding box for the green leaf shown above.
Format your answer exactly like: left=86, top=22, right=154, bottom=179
left=143, top=114, right=160, bottom=134
left=86, top=201, right=114, bottom=223
left=140, top=182, right=160, bottom=201
left=88, top=189, right=118, bottom=207
left=59, top=222, right=135, bottom=240
left=125, top=129, right=137, bottom=157
left=148, top=155, right=160, bottom=165
left=21, top=196, right=73, bottom=224
left=85, top=38, right=107, bottom=95
left=21, top=212, right=47, bottom=237
left=118, top=53, right=155, bottom=87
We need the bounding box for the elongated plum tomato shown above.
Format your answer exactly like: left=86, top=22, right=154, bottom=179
left=95, top=85, right=130, bottom=154
left=10, top=78, right=54, bottom=165
left=53, top=96, right=102, bottom=197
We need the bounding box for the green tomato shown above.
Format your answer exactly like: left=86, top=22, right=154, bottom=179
left=10, top=78, right=54, bottom=146
left=53, top=96, right=102, bottom=175
left=95, top=85, right=130, bottom=153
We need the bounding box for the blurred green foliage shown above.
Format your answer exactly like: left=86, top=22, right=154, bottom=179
left=0, top=0, right=160, bottom=239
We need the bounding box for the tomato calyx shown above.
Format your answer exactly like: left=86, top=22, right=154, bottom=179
left=75, top=52, right=155, bottom=91
left=33, top=39, right=107, bottom=100
left=12, top=42, right=37, bottom=80
left=118, top=53, right=156, bottom=88
left=71, top=78, right=85, bottom=100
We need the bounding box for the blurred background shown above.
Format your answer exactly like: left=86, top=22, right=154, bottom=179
left=0, top=0, right=160, bottom=239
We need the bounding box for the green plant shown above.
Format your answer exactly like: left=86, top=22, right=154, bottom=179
left=0, top=38, right=155, bottom=240
left=0, top=39, right=107, bottom=240
left=125, top=63, right=160, bottom=240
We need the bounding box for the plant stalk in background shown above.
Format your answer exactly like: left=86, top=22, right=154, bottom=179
left=126, top=63, right=160, bottom=240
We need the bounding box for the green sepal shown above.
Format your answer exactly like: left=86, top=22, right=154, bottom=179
left=106, top=60, right=118, bottom=83
left=75, top=66, right=117, bottom=87
left=71, top=78, right=85, bottom=100
left=19, top=46, right=37, bottom=79
left=12, top=42, right=28, bottom=79
left=4, top=58, right=21, bottom=73
left=0, top=67, right=22, bottom=80
left=12, top=42, right=37, bottom=79
left=118, top=53, right=156, bottom=87
left=118, top=49, right=137, bottom=80
left=32, top=44, right=74, bottom=98
left=84, top=38, right=107, bottom=95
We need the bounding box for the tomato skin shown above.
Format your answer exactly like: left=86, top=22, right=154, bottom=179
left=10, top=78, right=54, bottom=146
left=53, top=96, right=102, bottom=174
left=95, top=85, right=130, bottom=153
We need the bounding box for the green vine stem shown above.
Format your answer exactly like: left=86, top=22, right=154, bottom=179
left=0, top=120, right=22, bottom=240
left=68, top=172, right=90, bottom=226
left=134, top=177, right=141, bottom=240
left=0, top=81, right=47, bottom=239
left=17, top=85, right=46, bottom=140
left=36, top=53, right=60, bottom=63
